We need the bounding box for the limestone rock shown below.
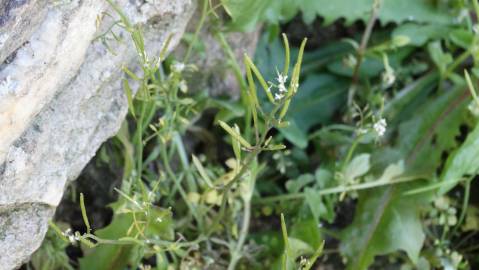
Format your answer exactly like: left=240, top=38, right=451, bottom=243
left=176, top=3, right=260, bottom=98
left=0, top=1, right=195, bottom=269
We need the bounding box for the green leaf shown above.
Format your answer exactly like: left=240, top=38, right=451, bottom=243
left=449, top=29, right=474, bottom=49
left=340, top=184, right=426, bottom=270
left=221, top=0, right=455, bottom=31
left=192, top=155, right=214, bottom=188
left=286, top=174, right=315, bottom=193
left=280, top=120, right=308, bottom=149
left=220, top=0, right=296, bottom=31
left=439, top=123, right=479, bottom=194
left=428, top=41, right=453, bottom=75
left=280, top=74, right=348, bottom=147
left=305, top=188, right=335, bottom=224
left=397, top=86, right=468, bottom=174
left=218, top=120, right=252, bottom=148
left=79, top=213, right=139, bottom=270
left=79, top=207, right=174, bottom=270
left=343, top=154, right=371, bottom=184
left=299, top=0, right=455, bottom=25
left=392, top=23, right=451, bottom=47
left=340, top=85, right=470, bottom=269
left=123, top=79, right=136, bottom=117
left=290, top=218, right=323, bottom=253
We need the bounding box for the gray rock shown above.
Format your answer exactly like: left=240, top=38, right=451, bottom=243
left=0, top=0, right=48, bottom=64
left=0, top=0, right=195, bottom=269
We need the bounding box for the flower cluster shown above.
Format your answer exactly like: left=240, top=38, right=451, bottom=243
left=62, top=228, right=79, bottom=244
left=270, top=71, right=288, bottom=101
left=373, top=118, right=387, bottom=137
left=172, top=61, right=185, bottom=73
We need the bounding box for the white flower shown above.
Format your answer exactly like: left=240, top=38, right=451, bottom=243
left=62, top=228, right=79, bottom=244
left=274, top=92, right=284, bottom=101
left=381, top=70, right=396, bottom=88
left=276, top=71, right=288, bottom=93
left=179, top=80, right=188, bottom=93
left=276, top=71, right=288, bottom=85
left=172, top=62, right=185, bottom=73
left=373, top=118, right=387, bottom=137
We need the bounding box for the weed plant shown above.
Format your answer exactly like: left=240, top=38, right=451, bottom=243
left=29, top=0, right=479, bottom=269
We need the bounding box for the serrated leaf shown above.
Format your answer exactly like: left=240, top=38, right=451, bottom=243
left=222, top=0, right=455, bottom=31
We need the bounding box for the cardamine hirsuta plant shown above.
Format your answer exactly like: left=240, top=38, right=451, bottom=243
left=30, top=0, right=479, bottom=269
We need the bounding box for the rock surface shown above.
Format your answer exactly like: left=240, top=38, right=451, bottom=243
left=0, top=0, right=195, bottom=269
left=177, top=4, right=260, bottom=98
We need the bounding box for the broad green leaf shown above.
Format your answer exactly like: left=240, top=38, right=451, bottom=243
left=384, top=72, right=439, bottom=123
left=79, top=207, right=173, bottom=270
left=397, top=86, right=469, bottom=174
left=340, top=184, right=426, bottom=270
left=222, top=0, right=455, bottom=31
left=392, top=23, right=452, bottom=46
left=290, top=218, right=323, bottom=252
left=220, top=0, right=296, bottom=31
left=439, top=123, right=479, bottom=194
left=299, top=0, right=455, bottom=26
left=79, top=213, right=139, bottom=270
left=280, top=120, right=308, bottom=149
left=305, top=188, right=335, bottom=224
left=341, top=86, right=470, bottom=269
left=449, top=29, right=474, bottom=49
left=343, top=154, right=371, bottom=184
left=280, top=74, right=348, bottom=148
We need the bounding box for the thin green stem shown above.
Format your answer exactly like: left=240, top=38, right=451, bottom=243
left=183, top=0, right=208, bottom=63
left=227, top=199, right=252, bottom=270
left=255, top=175, right=428, bottom=204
